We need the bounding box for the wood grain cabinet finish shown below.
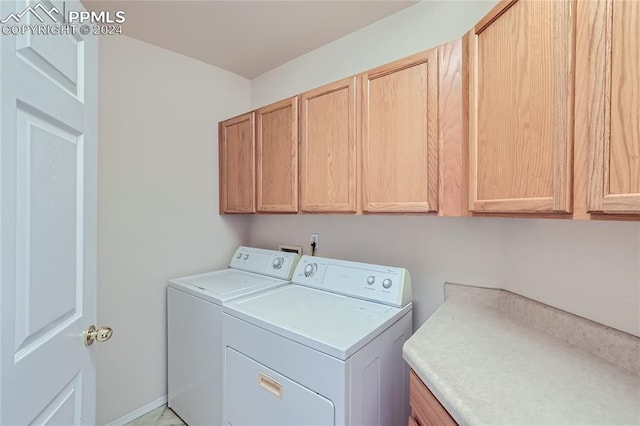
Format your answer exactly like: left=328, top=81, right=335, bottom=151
left=219, top=113, right=255, bottom=213
left=300, top=77, right=357, bottom=213
left=361, top=49, right=439, bottom=213
left=438, top=38, right=469, bottom=217
left=409, top=370, right=456, bottom=426
left=256, top=97, right=299, bottom=213
left=576, top=0, right=640, bottom=214
left=469, top=0, right=574, bottom=213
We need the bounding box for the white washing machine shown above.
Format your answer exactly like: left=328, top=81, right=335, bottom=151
left=223, top=255, right=413, bottom=426
left=167, top=246, right=300, bottom=426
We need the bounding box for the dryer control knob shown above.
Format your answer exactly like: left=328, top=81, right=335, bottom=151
left=382, top=278, right=393, bottom=289
left=367, top=276, right=375, bottom=285
left=272, top=257, right=284, bottom=269
left=236, top=253, right=242, bottom=259
left=243, top=254, right=249, bottom=260
left=304, top=263, right=317, bottom=277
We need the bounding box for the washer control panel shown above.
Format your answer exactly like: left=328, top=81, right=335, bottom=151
left=292, top=255, right=412, bottom=307
left=230, top=246, right=301, bottom=280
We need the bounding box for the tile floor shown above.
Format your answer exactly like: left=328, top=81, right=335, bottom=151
left=125, top=405, right=185, bottom=426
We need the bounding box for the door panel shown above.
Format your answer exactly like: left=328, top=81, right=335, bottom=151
left=585, top=0, right=640, bottom=213
left=469, top=0, right=574, bottom=212
left=219, top=113, right=255, bottom=213
left=1, top=0, right=98, bottom=424
left=13, top=0, right=82, bottom=97
left=609, top=0, right=640, bottom=197
left=14, top=106, right=82, bottom=357
left=30, top=374, right=82, bottom=425
left=300, top=77, right=356, bottom=212
left=16, top=27, right=82, bottom=96
left=256, top=97, right=298, bottom=213
left=362, top=50, right=439, bottom=213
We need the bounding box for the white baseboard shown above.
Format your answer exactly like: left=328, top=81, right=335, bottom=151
left=105, top=395, right=167, bottom=426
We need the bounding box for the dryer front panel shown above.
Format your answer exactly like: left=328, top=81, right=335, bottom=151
left=225, top=347, right=335, bottom=426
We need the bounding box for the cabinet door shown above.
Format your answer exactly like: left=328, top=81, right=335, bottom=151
left=300, top=77, right=357, bottom=213
left=219, top=113, right=255, bottom=213
left=362, top=49, right=439, bottom=213
left=256, top=97, right=298, bottom=213
left=580, top=0, right=640, bottom=214
left=409, top=370, right=456, bottom=426
left=469, top=0, right=574, bottom=213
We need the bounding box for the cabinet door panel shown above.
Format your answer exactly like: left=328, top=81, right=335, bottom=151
left=470, top=0, right=574, bottom=213
left=219, top=113, right=254, bottom=213
left=409, top=370, right=456, bottom=426
left=585, top=0, right=640, bottom=213
left=256, top=97, right=298, bottom=213
left=300, top=78, right=356, bottom=212
left=362, top=50, right=438, bottom=213
left=609, top=1, right=640, bottom=199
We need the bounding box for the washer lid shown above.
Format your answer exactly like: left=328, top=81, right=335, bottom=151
left=168, top=269, right=288, bottom=305
left=224, top=285, right=411, bottom=359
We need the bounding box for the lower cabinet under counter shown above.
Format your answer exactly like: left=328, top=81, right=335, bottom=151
left=409, top=369, right=456, bottom=426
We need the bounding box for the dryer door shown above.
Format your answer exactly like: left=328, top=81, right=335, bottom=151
left=225, top=348, right=335, bottom=425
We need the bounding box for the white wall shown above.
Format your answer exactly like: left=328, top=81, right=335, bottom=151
left=251, top=0, right=498, bottom=108
left=248, top=0, right=640, bottom=337
left=248, top=215, right=505, bottom=329
left=248, top=216, right=640, bottom=336
left=502, top=219, right=640, bottom=336
left=98, top=35, right=251, bottom=425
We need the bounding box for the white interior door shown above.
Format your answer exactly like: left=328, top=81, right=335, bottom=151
left=0, top=0, right=99, bottom=424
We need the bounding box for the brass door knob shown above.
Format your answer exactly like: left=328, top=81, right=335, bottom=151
left=84, top=325, right=113, bottom=346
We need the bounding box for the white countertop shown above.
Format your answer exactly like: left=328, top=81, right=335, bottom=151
left=403, top=286, right=640, bottom=425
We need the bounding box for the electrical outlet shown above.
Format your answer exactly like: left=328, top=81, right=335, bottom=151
left=310, top=233, right=319, bottom=250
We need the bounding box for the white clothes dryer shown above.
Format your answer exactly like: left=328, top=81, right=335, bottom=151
left=167, top=246, right=300, bottom=426
left=223, top=255, right=413, bottom=426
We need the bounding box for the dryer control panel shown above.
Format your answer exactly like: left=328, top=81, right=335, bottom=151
left=230, top=247, right=300, bottom=280
left=292, top=256, right=412, bottom=307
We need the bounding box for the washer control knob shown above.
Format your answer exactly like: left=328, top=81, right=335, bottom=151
left=304, top=263, right=318, bottom=277
left=382, top=278, right=393, bottom=289
left=243, top=254, right=249, bottom=260
left=367, top=276, right=375, bottom=285
left=236, top=253, right=242, bottom=259
left=272, top=257, right=284, bottom=269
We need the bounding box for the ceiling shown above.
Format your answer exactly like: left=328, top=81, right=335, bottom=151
left=82, top=1, right=418, bottom=79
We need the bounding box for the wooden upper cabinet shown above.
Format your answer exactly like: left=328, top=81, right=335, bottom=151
left=256, top=97, right=299, bottom=213
left=219, top=113, right=255, bottom=213
left=300, top=77, right=357, bottom=213
left=577, top=0, right=640, bottom=214
left=438, top=37, right=469, bottom=217
left=469, top=0, right=574, bottom=213
left=361, top=49, right=439, bottom=213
